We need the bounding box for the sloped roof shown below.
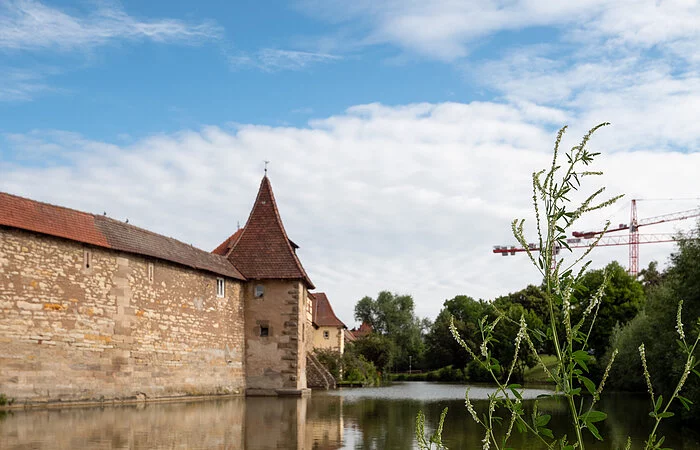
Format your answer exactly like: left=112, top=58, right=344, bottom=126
left=227, top=176, right=314, bottom=288
left=311, top=292, right=346, bottom=328
left=212, top=229, right=243, bottom=255
left=0, top=192, right=245, bottom=280
left=212, top=228, right=298, bottom=255
left=343, top=329, right=357, bottom=343
left=351, top=322, right=373, bottom=339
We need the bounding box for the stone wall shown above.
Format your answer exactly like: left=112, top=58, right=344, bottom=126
left=244, top=280, right=309, bottom=394
left=0, top=228, right=245, bottom=403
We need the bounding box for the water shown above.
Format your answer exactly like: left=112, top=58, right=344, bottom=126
left=1, top=382, right=697, bottom=449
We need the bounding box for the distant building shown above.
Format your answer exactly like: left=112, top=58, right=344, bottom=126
left=309, top=292, right=346, bottom=354
left=348, top=322, right=373, bottom=341
left=0, top=175, right=322, bottom=403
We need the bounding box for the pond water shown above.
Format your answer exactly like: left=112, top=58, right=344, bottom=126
left=1, top=382, right=698, bottom=449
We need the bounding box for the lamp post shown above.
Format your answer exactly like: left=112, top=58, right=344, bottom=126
left=409, top=355, right=412, bottom=374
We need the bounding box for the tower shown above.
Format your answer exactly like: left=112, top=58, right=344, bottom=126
left=221, top=176, right=315, bottom=395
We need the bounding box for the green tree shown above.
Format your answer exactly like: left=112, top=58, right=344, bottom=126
left=572, top=260, right=644, bottom=358
left=353, top=291, right=426, bottom=371
left=425, top=294, right=544, bottom=381
left=495, top=284, right=550, bottom=318
left=639, top=260, right=664, bottom=290
left=607, top=221, right=700, bottom=421
left=425, top=296, right=489, bottom=371
left=352, top=333, right=396, bottom=373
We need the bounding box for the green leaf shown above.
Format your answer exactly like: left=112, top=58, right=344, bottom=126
left=587, top=421, right=603, bottom=440
left=572, top=350, right=590, bottom=372
left=536, top=414, right=552, bottom=427
left=655, top=395, right=663, bottom=413
left=582, top=410, right=607, bottom=423
left=539, top=427, right=554, bottom=439
left=657, top=412, right=675, bottom=419
left=510, top=387, right=523, bottom=401
left=678, top=395, right=693, bottom=411
left=579, top=375, right=596, bottom=395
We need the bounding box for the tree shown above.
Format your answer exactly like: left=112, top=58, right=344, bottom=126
left=606, top=221, right=700, bottom=421
left=639, top=260, right=664, bottom=290
left=494, top=284, right=550, bottom=318
left=425, top=293, right=544, bottom=381
left=571, top=261, right=644, bottom=358
left=353, top=291, right=425, bottom=371
left=352, top=334, right=396, bottom=373
left=425, top=296, right=489, bottom=371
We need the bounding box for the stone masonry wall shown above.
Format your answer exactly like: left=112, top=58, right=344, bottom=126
left=244, top=280, right=308, bottom=393
left=0, top=228, right=245, bottom=403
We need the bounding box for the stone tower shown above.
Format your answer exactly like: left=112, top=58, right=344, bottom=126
left=218, top=176, right=315, bottom=395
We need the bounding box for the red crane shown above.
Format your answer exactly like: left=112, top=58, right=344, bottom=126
left=572, top=200, right=700, bottom=276
left=493, top=200, right=700, bottom=277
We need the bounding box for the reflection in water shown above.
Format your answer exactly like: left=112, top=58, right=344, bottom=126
left=1, top=382, right=698, bottom=449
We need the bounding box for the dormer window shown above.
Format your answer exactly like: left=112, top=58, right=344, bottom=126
left=216, top=278, right=225, bottom=298
left=254, top=284, right=264, bottom=298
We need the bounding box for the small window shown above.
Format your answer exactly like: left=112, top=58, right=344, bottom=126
left=147, top=263, right=154, bottom=283
left=260, top=326, right=269, bottom=337
left=254, top=284, right=264, bottom=298
left=83, top=250, right=92, bottom=269
left=323, top=330, right=330, bottom=339
left=216, top=278, right=225, bottom=298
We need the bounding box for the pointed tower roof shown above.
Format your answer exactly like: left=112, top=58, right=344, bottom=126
left=227, top=176, right=314, bottom=288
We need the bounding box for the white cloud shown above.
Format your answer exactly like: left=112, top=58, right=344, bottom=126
left=229, top=49, right=340, bottom=72
left=2, top=101, right=698, bottom=325
left=0, top=68, right=57, bottom=101
left=0, top=0, right=222, bottom=51
left=476, top=47, right=700, bottom=153
left=297, top=0, right=700, bottom=62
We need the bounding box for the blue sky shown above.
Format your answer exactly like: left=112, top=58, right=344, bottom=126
left=1, top=0, right=699, bottom=324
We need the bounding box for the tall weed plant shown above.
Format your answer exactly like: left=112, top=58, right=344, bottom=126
left=417, top=124, right=700, bottom=450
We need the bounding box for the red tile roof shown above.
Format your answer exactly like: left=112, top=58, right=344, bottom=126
left=227, top=176, right=314, bottom=288
left=343, top=328, right=357, bottom=343
left=0, top=192, right=245, bottom=280
left=212, top=229, right=243, bottom=255
left=351, top=322, right=373, bottom=339
left=310, top=292, right=346, bottom=328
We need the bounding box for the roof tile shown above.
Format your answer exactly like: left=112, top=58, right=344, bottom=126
left=311, top=292, right=345, bottom=328
left=0, top=192, right=245, bottom=280
left=227, top=176, right=314, bottom=288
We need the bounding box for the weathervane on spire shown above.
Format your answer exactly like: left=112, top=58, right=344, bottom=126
left=264, top=160, right=270, bottom=175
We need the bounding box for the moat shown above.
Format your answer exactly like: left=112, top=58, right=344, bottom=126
left=1, top=382, right=698, bottom=449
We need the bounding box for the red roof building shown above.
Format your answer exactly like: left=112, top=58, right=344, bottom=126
left=310, top=292, right=346, bottom=329
left=0, top=174, right=320, bottom=398
left=0, top=192, right=244, bottom=280
left=350, top=322, right=373, bottom=340
left=223, top=176, right=314, bottom=288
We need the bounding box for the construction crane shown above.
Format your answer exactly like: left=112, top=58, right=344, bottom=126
left=571, top=200, right=700, bottom=276
left=493, top=200, right=700, bottom=277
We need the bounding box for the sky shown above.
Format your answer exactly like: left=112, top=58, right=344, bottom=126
left=1, top=0, right=699, bottom=326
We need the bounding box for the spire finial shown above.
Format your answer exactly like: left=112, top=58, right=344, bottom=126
left=264, top=160, right=270, bottom=175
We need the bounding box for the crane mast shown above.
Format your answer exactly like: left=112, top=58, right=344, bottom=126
left=493, top=200, right=700, bottom=277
